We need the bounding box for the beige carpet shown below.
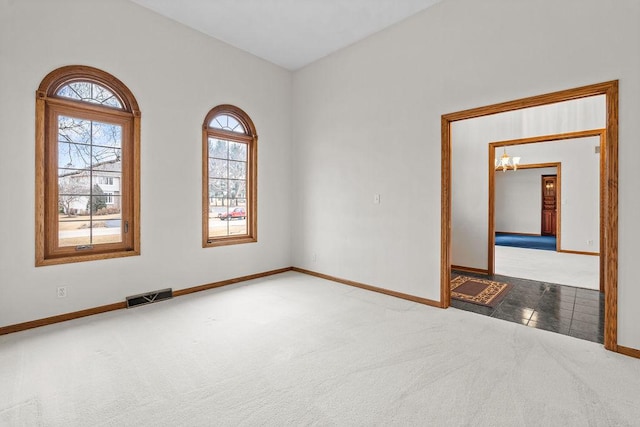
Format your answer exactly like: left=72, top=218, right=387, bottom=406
left=1, top=272, right=639, bottom=426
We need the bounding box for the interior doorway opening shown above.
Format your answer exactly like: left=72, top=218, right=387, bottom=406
left=541, top=174, right=558, bottom=237
left=441, top=81, right=618, bottom=351
left=488, top=131, right=603, bottom=292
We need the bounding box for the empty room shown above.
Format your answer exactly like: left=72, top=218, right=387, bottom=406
left=1, top=0, right=640, bottom=425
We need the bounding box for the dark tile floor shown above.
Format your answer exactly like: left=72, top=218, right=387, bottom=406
left=451, top=270, right=605, bottom=344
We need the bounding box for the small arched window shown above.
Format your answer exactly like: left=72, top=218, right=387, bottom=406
left=203, top=105, right=257, bottom=247
left=35, top=65, right=141, bottom=266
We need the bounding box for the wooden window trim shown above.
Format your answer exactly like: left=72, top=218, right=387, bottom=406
left=202, top=105, right=257, bottom=248
left=35, top=65, right=141, bottom=266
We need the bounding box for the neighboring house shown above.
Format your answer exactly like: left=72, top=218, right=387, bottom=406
left=58, top=159, right=121, bottom=215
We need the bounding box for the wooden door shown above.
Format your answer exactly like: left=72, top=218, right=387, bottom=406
left=541, top=175, right=557, bottom=236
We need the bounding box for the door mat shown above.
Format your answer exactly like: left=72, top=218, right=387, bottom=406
left=451, top=275, right=513, bottom=308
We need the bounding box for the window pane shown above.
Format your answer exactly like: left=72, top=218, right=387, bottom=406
left=227, top=180, right=246, bottom=200
left=58, top=218, right=91, bottom=247
left=209, top=114, right=246, bottom=134
left=92, top=147, right=121, bottom=168
left=228, top=205, right=247, bottom=235
left=92, top=121, right=122, bottom=168
left=230, top=181, right=247, bottom=199
left=227, top=116, right=240, bottom=131
left=95, top=225, right=122, bottom=244
left=209, top=179, right=228, bottom=199
left=58, top=171, right=91, bottom=195
left=90, top=197, right=122, bottom=244
left=208, top=202, right=247, bottom=238
left=59, top=116, right=92, bottom=144
left=229, top=141, right=247, bottom=161
left=228, top=161, right=246, bottom=180
left=58, top=142, right=92, bottom=169
left=91, top=121, right=122, bottom=149
left=88, top=192, right=110, bottom=214
left=58, top=117, right=122, bottom=166
left=103, top=192, right=120, bottom=211
left=209, top=159, right=228, bottom=179
left=92, top=160, right=122, bottom=178
left=58, top=209, right=122, bottom=247
left=208, top=216, right=229, bottom=238
left=94, top=171, right=122, bottom=192
left=208, top=138, right=228, bottom=158
left=57, top=82, right=123, bottom=109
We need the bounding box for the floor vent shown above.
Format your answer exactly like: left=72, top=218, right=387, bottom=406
left=126, top=288, right=173, bottom=308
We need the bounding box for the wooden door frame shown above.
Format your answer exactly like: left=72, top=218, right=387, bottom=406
left=488, top=158, right=562, bottom=274
left=441, top=81, right=618, bottom=352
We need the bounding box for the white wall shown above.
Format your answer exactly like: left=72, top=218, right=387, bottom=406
left=292, top=0, right=640, bottom=350
left=494, top=138, right=600, bottom=252
left=0, top=0, right=292, bottom=327
left=495, top=167, right=557, bottom=235
left=451, top=97, right=604, bottom=269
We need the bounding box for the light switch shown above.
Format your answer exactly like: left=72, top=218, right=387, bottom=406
left=373, top=194, right=380, bottom=204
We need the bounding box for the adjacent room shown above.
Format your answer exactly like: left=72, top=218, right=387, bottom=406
left=1, top=0, right=640, bottom=425
left=450, top=98, right=605, bottom=342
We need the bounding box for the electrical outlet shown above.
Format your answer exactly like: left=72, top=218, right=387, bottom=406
left=57, top=286, right=67, bottom=298
left=373, top=194, right=380, bottom=204
left=587, top=240, right=594, bottom=246
left=312, top=253, right=317, bottom=262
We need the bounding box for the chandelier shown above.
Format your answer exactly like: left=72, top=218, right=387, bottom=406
left=495, top=147, right=521, bottom=172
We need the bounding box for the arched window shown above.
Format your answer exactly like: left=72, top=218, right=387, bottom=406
left=203, top=105, right=257, bottom=247
left=35, top=65, right=141, bottom=265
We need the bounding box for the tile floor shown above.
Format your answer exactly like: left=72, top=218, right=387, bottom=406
left=451, top=270, right=605, bottom=344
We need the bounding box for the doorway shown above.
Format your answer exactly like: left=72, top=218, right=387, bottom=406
left=488, top=131, right=603, bottom=291
left=541, top=174, right=557, bottom=236
left=441, top=81, right=618, bottom=351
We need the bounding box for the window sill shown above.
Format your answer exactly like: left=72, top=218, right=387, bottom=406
left=203, top=236, right=257, bottom=248
left=36, top=249, right=140, bottom=267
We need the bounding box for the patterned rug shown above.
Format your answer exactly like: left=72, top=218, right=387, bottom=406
left=450, top=276, right=513, bottom=308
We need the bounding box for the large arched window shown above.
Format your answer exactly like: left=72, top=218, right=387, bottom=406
left=203, top=105, right=257, bottom=247
left=35, top=65, right=141, bottom=266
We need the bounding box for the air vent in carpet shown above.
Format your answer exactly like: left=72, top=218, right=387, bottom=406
left=126, top=288, right=173, bottom=308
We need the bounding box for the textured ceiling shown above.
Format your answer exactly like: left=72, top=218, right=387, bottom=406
left=129, top=0, right=443, bottom=70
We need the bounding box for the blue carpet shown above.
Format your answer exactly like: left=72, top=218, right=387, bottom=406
left=495, top=233, right=557, bottom=251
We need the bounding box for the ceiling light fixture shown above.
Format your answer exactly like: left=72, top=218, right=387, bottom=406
left=495, top=147, right=521, bottom=172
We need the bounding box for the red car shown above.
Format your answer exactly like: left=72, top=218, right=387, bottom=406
left=218, top=207, right=246, bottom=220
